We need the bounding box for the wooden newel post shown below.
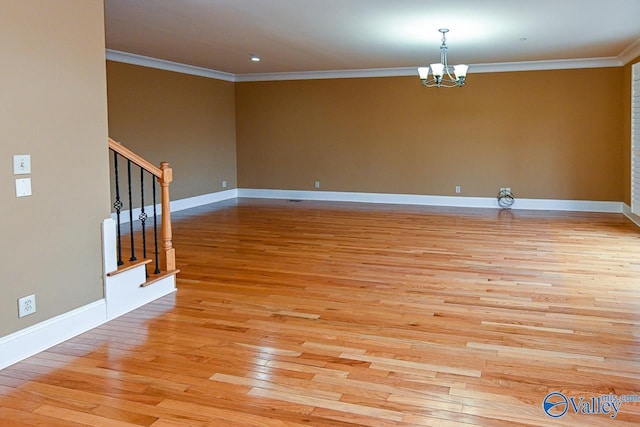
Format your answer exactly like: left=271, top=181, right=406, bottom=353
left=159, top=162, right=176, bottom=271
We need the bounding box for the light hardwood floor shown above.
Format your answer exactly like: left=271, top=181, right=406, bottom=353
left=2, top=199, right=640, bottom=426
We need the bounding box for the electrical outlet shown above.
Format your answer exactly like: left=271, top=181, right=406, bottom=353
left=314, top=181, right=320, bottom=189
left=18, top=294, right=36, bottom=318
left=222, top=180, right=227, bottom=188
left=455, top=185, right=461, bottom=194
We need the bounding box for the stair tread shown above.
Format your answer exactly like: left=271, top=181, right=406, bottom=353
left=107, top=258, right=153, bottom=277
left=141, top=269, right=180, bottom=287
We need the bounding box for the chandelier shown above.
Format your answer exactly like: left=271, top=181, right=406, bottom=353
left=418, top=29, right=468, bottom=88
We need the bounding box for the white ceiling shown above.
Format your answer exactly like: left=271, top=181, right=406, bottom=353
left=104, top=0, right=640, bottom=76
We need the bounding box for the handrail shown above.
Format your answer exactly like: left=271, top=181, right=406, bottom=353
left=109, top=138, right=162, bottom=177
left=108, top=137, right=175, bottom=273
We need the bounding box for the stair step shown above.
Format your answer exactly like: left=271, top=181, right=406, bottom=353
left=107, top=259, right=152, bottom=277
left=141, top=269, right=180, bottom=288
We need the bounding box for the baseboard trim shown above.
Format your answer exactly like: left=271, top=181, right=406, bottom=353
left=237, top=189, right=623, bottom=213
left=114, top=188, right=621, bottom=220
left=171, top=188, right=238, bottom=212
left=0, top=300, right=107, bottom=370
left=622, top=203, right=640, bottom=226
left=112, top=189, right=238, bottom=224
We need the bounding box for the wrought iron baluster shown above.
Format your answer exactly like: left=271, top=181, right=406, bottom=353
left=139, top=167, right=148, bottom=277
left=127, top=159, right=137, bottom=261
left=113, top=152, right=124, bottom=266
left=152, top=178, right=160, bottom=274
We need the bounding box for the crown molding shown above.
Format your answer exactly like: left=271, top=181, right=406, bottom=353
left=106, top=49, right=235, bottom=82
left=469, top=57, right=622, bottom=74
left=234, top=67, right=417, bottom=82
left=619, top=38, right=640, bottom=64
left=235, top=57, right=621, bottom=82
left=105, top=49, right=624, bottom=83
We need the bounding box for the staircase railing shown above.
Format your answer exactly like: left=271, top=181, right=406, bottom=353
left=108, top=137, right=176, bottom=277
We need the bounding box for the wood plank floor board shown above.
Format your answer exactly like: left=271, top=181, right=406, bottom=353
left=0, top=406, right=87, bottom=427
left=2, top=199, right=640, bottom=425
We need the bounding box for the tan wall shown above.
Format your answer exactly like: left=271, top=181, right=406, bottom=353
left=236, top=68, right=623, bottom=201
left=622, top=56, right=640, bottom=206
left=0, top=0, right=110, bottom=336
left=106, top=61, right=237, bottom=201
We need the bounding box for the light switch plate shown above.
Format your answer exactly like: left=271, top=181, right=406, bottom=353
left=13, top=155, right=31, bottom=175
left=15, top=178, right=32, bottom=197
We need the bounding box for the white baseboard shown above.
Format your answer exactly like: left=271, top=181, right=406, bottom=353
left=0, top=300, right=107, bottom=370
left=237, top=189, right=623, bottom=213
left=112, top=189, right=238, bottom=224
left=0, top=271, right=177, bottom=371
left=112, top=188, right=621, bottom=219
left=622, top=203, right=640, bottom=226
left=170, top=188, right=238, bottom=212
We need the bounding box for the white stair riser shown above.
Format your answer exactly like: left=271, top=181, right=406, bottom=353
left=105, top=266, right=175, bottom=319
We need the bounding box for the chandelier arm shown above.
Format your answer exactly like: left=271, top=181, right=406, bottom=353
left=441, top=58, right=458, bottom=83
left=443, top=64, right=457, bottom=82
left=422, top=80, right=461, bottom=88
